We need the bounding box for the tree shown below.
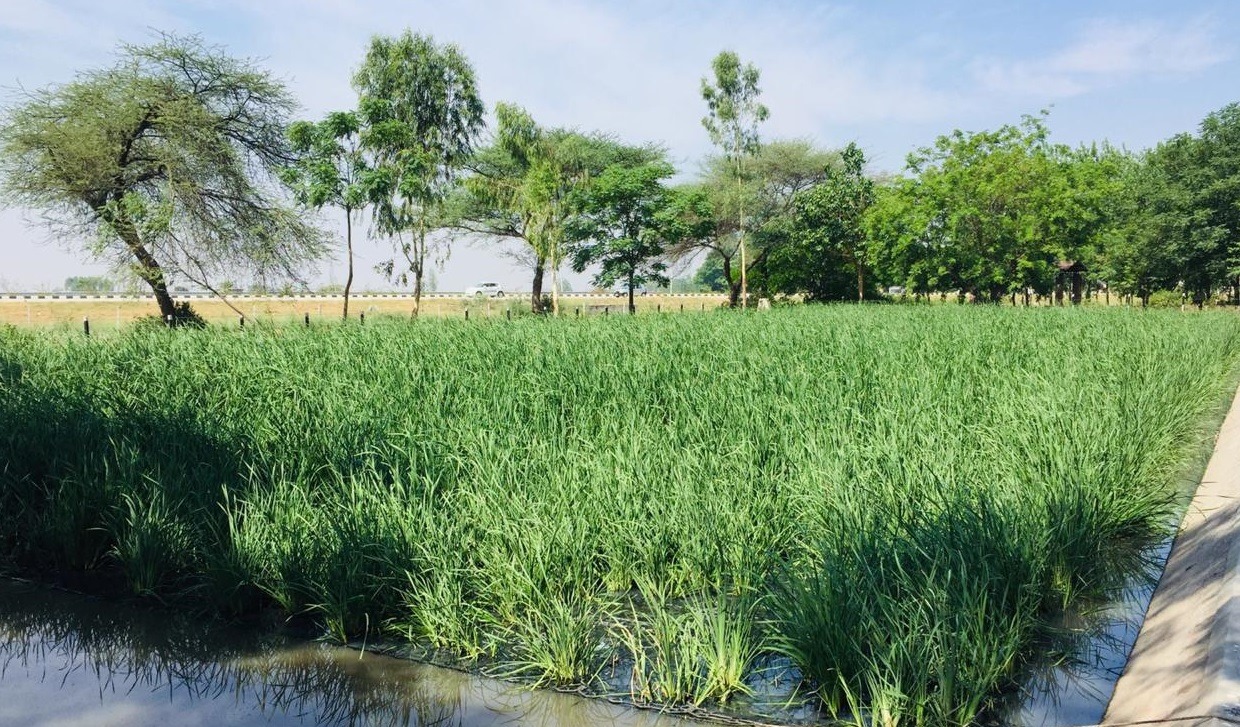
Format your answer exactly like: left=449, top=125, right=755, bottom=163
left=701, top=50, right=768, bottom=308
left=692, top=251, right=729, bottom=292
left=284, top=111, right=371, bottom=319
left=667, top=140, right=835, bottom=305
left=0, top=33, right=325, bottom=323
left=1091, top=151, right=1175, bottom=305
left=569, top=159, right=675, bottom=314
left=869, top=114, right=1092, bottom=303
left=353, top=31, right=484, bottom=317
left=64, top=276, right=115, bottom=294
left=453, top=104, right=655, bottom=313
left=1135, top=104, right=1240, bottom=305
left=778, top=142, right=876, bottom=300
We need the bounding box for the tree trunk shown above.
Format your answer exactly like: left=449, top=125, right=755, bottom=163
left=112, top=213, right=180, bottom=322
left=739, top=233, right=748, bottom=309
left=721, top=253, right=740, bottom=308
left=550, top=259, right=560, bottom=316
left=856, top=263, right=865, bottom=302
left=628, top=272, right=636, bottom=315
left=413, top=266, right=423, bottom=318
left=411, top=224, right=427, bottom=319
left=530, top=256, right=546, bottom=313
left=343, top=208, right=354, bottom=320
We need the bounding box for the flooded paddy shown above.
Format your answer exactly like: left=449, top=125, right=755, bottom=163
left=0, top=579, right=702, bottom=727
left=0, top=561, right=1162, bottom=727
left=4, top=309, right=1234, bottom=722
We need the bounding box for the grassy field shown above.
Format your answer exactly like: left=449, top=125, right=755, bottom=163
left=0, top=293, right=727, bottom=328
left=1, top=306, right=1238, bottom=724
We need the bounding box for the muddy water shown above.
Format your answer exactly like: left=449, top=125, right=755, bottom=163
left=0, top=579, right=702, bottom=727
left=0, top=564, right=1159, bottom=727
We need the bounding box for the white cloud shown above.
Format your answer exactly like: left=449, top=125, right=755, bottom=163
left=974, top=15, right=1230, bottom=98
left=0, top=2, right=1237, bottom=290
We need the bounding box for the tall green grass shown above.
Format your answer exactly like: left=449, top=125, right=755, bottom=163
left=1, top=306, right=1237, bottom=723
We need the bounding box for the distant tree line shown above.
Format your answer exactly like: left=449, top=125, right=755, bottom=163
left=3, top=32, right=1238, bottom=319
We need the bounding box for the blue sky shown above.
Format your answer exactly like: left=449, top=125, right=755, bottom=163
left=1, top=0, right=1237, bottom=292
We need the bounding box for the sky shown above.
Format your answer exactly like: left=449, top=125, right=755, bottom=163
left=0, top=0, right=1237, bottom=293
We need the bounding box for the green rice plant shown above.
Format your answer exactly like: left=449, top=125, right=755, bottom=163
left=613, top=579, right=704, bottom=705
left=498, top=585, right=616, bottom=687
left=1, top=306, right=1238, bottom=720
left=612, top=578, right=761, bottom=706
left=111, top=486, right=194, bottom=597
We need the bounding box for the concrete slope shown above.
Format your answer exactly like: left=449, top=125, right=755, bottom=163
left=1104, top=388, right=1240, bottom=724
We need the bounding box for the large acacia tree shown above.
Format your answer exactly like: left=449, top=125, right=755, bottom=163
left=0, top=33, right=325, bottom=322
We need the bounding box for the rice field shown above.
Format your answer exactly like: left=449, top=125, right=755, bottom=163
left=1, top=306, right=1238, bottom=725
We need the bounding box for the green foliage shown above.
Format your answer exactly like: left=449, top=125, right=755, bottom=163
left=1146, top=289, right=1187, bottom=308
left=700, top=49, right=770, bottom=306
left=700, top=50, right=768, bottom=162
left=869, top=113, right=1079, bottom=301
left=1127, top=104, right=1240, bottom=303
left=0, top=32, right=326, bottom=319
left=667, top=140, right=836, bottom=305
left=764, top=142, right=876, bottom=301
left=692, top=251, right=729, bottom=292
left=454, top=104, right=658, bottom=313
left=353, top=31, right=484, bottom=310
left=63, top=277, right=116, bottom=294
left=568, top=159, right=675, bottom=312
left=284, top=110, right=372, bottom=318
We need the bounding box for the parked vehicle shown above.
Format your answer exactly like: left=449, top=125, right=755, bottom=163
left=464, top=282, right=505, bottom=298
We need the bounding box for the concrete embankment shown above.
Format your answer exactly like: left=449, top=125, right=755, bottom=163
left=1104, top=388, right=1240, bottom=725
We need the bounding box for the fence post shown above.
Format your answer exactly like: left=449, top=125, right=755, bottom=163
left=465, top=309, right=470, bottom=321
left=239, top=315, right=245, bottom=329
left=360, top=311, right=365, bottom=324
left=680, top=304, right=684, bottom=313
left=576, top=307, right=580, bottom=317
left=166, top=314, right=173, bottom=328
left=657, top=304, right=661, bottom=313
left=82, top=317, right=90, bottom=337
left=506, top=309, right=511, bottom=321
left=604, top=306, right=609, bottom=317
left=304, top=312, right=310, bottom=327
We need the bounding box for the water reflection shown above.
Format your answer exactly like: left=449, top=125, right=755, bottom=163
left=1005, top=541, right=1168, bottom=726
left=0, top=546, right=1165, bottom=727
left=0, top=579, right=700, bottom=727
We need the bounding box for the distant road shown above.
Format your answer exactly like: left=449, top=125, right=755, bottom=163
left=1, top=292, right=718, bottom=301
left=0, top=292, right=729, bottom=327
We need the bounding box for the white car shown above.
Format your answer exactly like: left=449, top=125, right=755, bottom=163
left=464, top=282, right=505, bottom=298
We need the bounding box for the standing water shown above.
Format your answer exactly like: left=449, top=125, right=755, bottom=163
left=0, top=579, right=703, bottom=727
left=0, top=550, right=1164, bottom=727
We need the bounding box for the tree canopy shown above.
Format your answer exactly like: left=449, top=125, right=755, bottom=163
left=353, top=31, right=485, bottom=316
left=0, top=33, right=326, bottom=321
left=568, top=158, right=675, bottom=313
left=284, top=111, right=371, bottom=319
